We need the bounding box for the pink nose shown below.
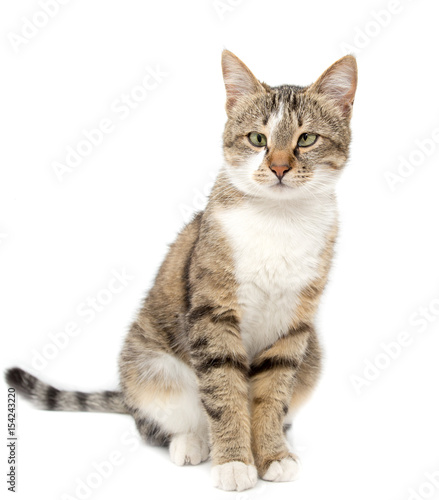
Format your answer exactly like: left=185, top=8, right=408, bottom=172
left=269, top=164, right=291, bottom=180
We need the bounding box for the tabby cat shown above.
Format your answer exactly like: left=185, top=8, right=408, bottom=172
left=6, top=50, right=357, bottom=491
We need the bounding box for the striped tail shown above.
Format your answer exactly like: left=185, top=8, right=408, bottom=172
left=5, top=367, right=128, bottom=414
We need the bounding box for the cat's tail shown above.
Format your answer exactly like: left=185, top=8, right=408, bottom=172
left=5, top=367, right=128, bottom=414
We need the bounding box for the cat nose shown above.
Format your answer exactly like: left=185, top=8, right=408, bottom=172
left=269, top=164, right=291, bottom=181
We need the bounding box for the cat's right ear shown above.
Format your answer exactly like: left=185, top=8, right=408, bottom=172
left=221, top=50, right=264, bottom=115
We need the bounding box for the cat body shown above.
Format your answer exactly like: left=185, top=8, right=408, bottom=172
left=6, top=50, right=357, bottom=491
left=218, top=193, right=337, bottom=360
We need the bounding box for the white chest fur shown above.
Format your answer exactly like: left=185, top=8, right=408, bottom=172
left=216, top=197, right=336, bottom=360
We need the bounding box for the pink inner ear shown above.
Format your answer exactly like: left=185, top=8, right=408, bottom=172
left=315, top=57, right=358, bottom=116
left=223, top=69, right=252, bottom=102
left=222, top=51, right=263, bottom=112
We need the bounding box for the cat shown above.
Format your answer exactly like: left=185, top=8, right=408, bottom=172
left=6, top=49, right=357, bottom=491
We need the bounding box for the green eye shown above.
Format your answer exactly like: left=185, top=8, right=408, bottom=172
left=297, top=133, right=318, bottom=147
left=248, top=132, right=267, bottom=147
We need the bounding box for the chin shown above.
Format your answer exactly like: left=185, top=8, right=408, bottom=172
left=255, top=181, right=312, bottom=201
left=259, top=183, right=298, bottom=200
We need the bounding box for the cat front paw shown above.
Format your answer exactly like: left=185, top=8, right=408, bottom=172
left=169, top=432, right=210, bottom=466
left=212, top=461, right=258, bottom=491
left=261, top=453, right=301, bottom=482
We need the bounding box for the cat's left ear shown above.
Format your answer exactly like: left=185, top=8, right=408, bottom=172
left=221, top=50, right=265, bottom=115
left=309, top=55, right=358, bottom=119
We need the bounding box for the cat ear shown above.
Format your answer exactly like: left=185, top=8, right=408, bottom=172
left=310, top=55, right=358, bottom=118
left=221, top=50, right=265, bottom=115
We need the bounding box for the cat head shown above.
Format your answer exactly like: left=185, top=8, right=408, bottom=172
left=221, top=50, right=357, bottom=200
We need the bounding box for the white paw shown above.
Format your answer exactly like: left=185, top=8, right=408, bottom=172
left=212, top=461, right=258, bottom=491
left=262, top=455, right=301, bottom=482
left=169, top=433, right=210, bottom=466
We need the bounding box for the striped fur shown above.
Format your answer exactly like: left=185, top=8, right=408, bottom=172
left=5, top=367, right=126, bottom=413
left=5, top=50, right=357, bottom=491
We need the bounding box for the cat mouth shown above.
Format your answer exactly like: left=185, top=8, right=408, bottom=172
left=270, top=181, right=291, bottom=189
left=269, top=176, right=312, bottom=189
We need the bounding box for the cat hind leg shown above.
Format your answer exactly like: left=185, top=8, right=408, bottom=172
left=120, top=334, right=209, bottom=465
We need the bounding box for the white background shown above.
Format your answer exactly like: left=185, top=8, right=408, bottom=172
left=1, top=1, right=439, bottom=499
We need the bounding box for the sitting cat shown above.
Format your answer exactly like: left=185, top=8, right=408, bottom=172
left=6, top=49, right=357, bottom=491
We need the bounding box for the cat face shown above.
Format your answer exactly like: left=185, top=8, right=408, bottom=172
left=221, top=51, right=357, bottom=200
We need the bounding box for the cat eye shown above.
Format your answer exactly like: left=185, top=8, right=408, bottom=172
left=248, top=132, right=267, bottom=147
left=297, top=133, right=318, bottom=147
